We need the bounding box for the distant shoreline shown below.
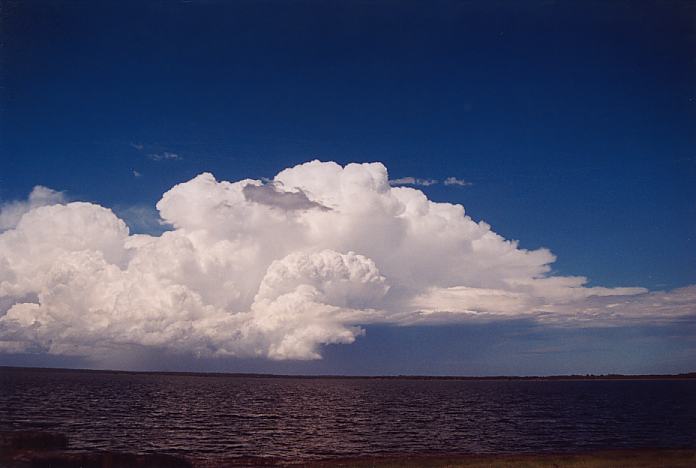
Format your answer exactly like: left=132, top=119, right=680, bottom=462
left=2, top=365, right=694, bottom=381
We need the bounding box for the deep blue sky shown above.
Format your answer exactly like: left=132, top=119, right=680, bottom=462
left=1, top=0, right=694, bottom=374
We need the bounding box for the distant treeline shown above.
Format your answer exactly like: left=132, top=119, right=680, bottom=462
left=1, top=366, right=694, bottom=381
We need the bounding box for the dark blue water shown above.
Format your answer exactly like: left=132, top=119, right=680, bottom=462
left=1, top=368, right=695, bottom=462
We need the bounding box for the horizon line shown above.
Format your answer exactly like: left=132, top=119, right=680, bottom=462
left=2, top=365, right=695, bottom=381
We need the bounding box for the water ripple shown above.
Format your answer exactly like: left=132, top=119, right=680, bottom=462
left=1, top=369, right=695, bottom=461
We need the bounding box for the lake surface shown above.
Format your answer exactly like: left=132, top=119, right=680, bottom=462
left=1, top=368, right=695, bottom=462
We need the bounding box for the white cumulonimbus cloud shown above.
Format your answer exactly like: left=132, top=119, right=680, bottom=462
left=0, top=161, right=693, bottom=360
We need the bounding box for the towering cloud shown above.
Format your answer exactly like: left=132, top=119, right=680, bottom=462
left=0, top=161, right=692, bottom=360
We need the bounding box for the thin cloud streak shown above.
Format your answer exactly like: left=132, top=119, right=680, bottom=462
left=147, top=151, right=182, bottom=161
left=444, top=177, right=472, bottom=186
left=389, top=176, right=472, bottom=187
left=389, top=177, right=438, bottom=187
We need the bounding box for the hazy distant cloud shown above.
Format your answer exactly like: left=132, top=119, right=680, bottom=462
left=0, top=186, right=66, bottom=231
left=130, top=142, right=144, bottom=151
left=147, top=151, right=182, bottom=161
left=114, top=204, right=170, bottom=235
left=242, top=182, right=329, bottom=211
left=133, top=170, right=142, bottom=178
left=0, top=160, right=693, bottom=363
left=443, top=177, right=472, bottom=187
left=389, top=177, right=438, bottom=187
